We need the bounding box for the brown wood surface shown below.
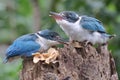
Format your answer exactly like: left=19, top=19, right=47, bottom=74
left=20, top=44, right=118, bottom=80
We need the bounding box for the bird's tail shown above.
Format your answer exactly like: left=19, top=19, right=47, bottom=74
left=2, top=57, right=8, bottom=63
left=103, top=33, right=116, bottom=39
left=108, top=34, right=116, bottom=39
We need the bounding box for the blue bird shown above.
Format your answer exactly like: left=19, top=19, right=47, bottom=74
left=3, top=29, right=65, bottom=63
left=50, top=11, right=115, bottom=45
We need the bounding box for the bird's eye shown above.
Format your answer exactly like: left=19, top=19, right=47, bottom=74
left=50, top=35, right=54, bottom=38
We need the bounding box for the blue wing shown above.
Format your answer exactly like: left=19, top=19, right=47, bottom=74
left=80, top=16, right=106, bottom=33
left=5, top=34, right=41, bottom=59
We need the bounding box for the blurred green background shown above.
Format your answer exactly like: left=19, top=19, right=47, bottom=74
left=0, top=0, right=120, bottom=80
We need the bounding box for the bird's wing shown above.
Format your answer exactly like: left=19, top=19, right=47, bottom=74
left=6, top=40, right=40, bottom=59
left=80, top=16, right=106, bottom=33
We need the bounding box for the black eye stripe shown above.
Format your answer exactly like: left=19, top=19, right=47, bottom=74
left=36, top=32, right=40, bottom=35
left=60, top=12, right=79, bottom=23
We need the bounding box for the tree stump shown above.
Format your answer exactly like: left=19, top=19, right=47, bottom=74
left=19, top=44, right=118, bottom=80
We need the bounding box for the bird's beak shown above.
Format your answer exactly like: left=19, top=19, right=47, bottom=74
left=49, top=11, right=63, bottom=20
left=55, top=36, right=68, bottom=45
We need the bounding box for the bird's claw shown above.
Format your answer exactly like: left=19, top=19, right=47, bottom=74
left=83, top=40, right=93, bottom=47
left=68, top=40, right=82, bottom=48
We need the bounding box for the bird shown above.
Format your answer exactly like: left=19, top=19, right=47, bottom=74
left=3, top=29, right=65, bottom=63
left=49, top=11, right=115, bottom=45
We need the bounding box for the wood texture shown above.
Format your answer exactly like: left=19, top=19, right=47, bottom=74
left=20, top=44, right=118, bottom=80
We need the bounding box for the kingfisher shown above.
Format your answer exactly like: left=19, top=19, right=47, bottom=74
left=3, top=29, right=65, bottom=63
left=50, top=11, right=115, bottom=45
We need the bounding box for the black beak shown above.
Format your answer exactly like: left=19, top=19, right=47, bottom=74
left=49, top=12, right=59, bottom=16
left=49, top=11, right=63, bottom=20
left=55, top=36, right=68, bottom=45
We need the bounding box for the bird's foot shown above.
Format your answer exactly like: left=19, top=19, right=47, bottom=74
left=83, top=40, right=93, bottom=47
left=101, top=42, right=108, bottom=46
left=67, top=40, right=82, bottom=48
left=33, top=48, right=59, bottom=64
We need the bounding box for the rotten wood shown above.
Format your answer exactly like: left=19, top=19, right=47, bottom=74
left=20, top=44, right=118, bottom=80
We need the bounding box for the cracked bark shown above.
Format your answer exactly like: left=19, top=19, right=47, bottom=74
left=19, top=44, right=118, bottom=80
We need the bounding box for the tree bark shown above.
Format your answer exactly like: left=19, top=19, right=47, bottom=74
left=19, top=44, right=118, bottom=80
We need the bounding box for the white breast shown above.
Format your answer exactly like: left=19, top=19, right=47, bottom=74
left=35, top=34, right=49, bottom=52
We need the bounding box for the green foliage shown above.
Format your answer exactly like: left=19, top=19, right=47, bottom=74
left=0, top=0, right=120, bottom=79
left=0, top=58, right=22, bottom=80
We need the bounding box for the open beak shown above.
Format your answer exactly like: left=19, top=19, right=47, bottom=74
left=49, top=11, right=63, bottom=20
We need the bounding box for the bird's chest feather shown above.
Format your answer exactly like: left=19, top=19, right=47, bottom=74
left=60, top=23, right=87, bottom=41
left=36, top=39, right=49, bottom=52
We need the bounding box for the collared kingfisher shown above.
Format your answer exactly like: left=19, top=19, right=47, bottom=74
left=50, top=11, right=115, bottom=45
left=3, top=29, right=65, bottom=63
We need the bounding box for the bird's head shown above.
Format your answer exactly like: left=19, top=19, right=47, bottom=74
left=37, top=29, right=66, bottom=46
left=49, top=11, right=79, bottom=26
